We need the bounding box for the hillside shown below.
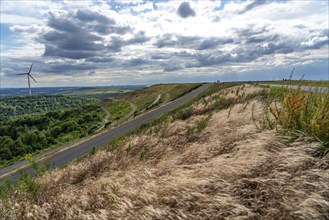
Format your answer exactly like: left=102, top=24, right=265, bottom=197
left=1, top=84, right=328, bottom=219
left=120, top=83, right=202, bottom=113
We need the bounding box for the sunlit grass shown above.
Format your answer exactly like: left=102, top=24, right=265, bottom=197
left=120, top=83, right=202, bottom=112
left=264, top=76, right=329, bottom=155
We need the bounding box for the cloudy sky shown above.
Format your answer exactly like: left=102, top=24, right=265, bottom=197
left=0, top=0, right=328, bottom=88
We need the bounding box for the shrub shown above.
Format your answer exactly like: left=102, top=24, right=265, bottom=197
left=196, top=114, right=212, bottom=132
left=265, top=79, right=329, bottom=155
left=174, top=107, right=193, bottom=120
left=140, top=146, right=149, bottom=161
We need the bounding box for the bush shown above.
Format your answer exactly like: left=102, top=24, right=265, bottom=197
left=174, top=107, right=193, bottom=120
left=265, top=81, right=329, bottom=155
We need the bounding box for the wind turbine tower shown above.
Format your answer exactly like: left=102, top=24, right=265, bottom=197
left=17, top=63, right=37, bottom=96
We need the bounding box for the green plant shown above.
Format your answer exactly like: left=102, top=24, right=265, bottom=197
left=0, top=179, right=12, bottom=211
left=126, top=143, right=132, bottom=156
left=107, top=183, right=120, bottom=206
left=196, top=114, right=212, bottom=132
left=101, top=182, right=109, bottom=191
left=25, top=154, right=50, bottom=176
left=111, top=184, right=119, bottom=195
left=140, top=146, right=150, bottom=161
left=174, top=107, right=193, bottom=120
left=263, top=75, right=329, bottom=155
left=91, top=146, right=96, bottom=155
left=110, top=137, right=125, bottom=151
left=17, top=171, right=40, bottom=198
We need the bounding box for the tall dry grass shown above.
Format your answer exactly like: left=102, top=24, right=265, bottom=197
left=1, top=83, right=328, bottom=220
left=264, top=74, right=329, bottom=155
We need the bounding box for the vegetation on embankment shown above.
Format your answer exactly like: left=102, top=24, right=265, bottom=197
left=259, top=83, right=329, bottom=155
left=100, top=99, right=132, bottom=122
left=120, top=83, right=202, bottom=112
left=1, top=82, right=328, bottom=219
left=259, top=80, right=329, bottom=87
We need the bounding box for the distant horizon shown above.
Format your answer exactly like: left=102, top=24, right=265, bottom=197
left=0, top=85, right=147, bottom=89
left=2, top=78, right=329, bottom=90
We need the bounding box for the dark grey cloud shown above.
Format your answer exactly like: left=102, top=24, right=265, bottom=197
left=155, top=34, right=199, bottom=48
left=44, top=31, right=103, bottom=51
left=151, top=54, right=170, bottom=60
left=40, top=10, right=148, bottom=60
left=177, top=2, right=196, bottom=18
left=76, top=10, right=115, bottom=24
left=107, top=36, right=124, bottom=52
left=155, top=34, right=176, bottom=48
left=196, top=51, right=233, bottom=67
left=196, top=41, right=295, bottom=67
left=127, top=31, right=149, bottom=44
left=301, top=36, right=329, bottom=49
left=85, top=56, right=114, bottom=63
left=125, top=58, right=151, bottom=67
left=235, top=25, right=269, bottom=37
left=239, top=0, right=268, bottom=14
left=235, top=25, right=282, bottom=45
left=75, top=10, right=131, bottom=35
left=42, top=63, right=96, bottom=74
left=43, top=45, right=98, bottom=59
left=246, top=34, right=279, bottom=43
left=163, top=64, right=184, bottom=72
left=198, top=38, right=234, bottom=50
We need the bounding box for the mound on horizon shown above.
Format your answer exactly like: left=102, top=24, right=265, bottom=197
left=1, top=84, right=328, bottom=220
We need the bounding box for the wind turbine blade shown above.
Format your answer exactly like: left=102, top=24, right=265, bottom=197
left=17, top=73, right=29, bottom=75
left=29, top=74, right=37, bottom=83
left=28, top=63, right=33, bottom=73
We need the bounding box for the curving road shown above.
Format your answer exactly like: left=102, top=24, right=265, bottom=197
left=0, top=83, right=210, bottom=182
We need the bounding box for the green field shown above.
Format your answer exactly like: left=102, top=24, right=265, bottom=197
left=100, top=99, right=132, bottom=123
left=120, top=83, right=202, bottom=112
left=58, top=88, right=131, bottom=99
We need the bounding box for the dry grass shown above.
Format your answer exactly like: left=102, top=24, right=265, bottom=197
left=263, top=80, right=329, bottom=156
left=1, top=85, right=328, bottom=220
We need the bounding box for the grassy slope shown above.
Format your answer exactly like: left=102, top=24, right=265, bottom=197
left=1, top=83, right=328, bottom=219
left=120, top=83, right=202, bottom=112
left=100, top=99, right=132, bottom=122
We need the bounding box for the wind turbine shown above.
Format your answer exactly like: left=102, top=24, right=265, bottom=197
left=17, top=63, right=37, bottom=96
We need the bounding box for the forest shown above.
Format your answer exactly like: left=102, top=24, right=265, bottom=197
left=0, top=95, right=104, bottom=167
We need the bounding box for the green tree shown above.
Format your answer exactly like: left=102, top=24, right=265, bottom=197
left=0, top=145, right=12, bottom=161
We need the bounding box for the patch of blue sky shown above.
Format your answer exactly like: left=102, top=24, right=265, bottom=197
left=0, top=24, right=25, bottom=51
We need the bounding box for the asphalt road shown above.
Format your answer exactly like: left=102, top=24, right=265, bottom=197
left=0, top=83, right=210, bottom=183
left=259, top=84, right=328, bottom=93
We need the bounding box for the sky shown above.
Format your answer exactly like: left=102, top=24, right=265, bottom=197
left=0, top=0, right=328, bottom=88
